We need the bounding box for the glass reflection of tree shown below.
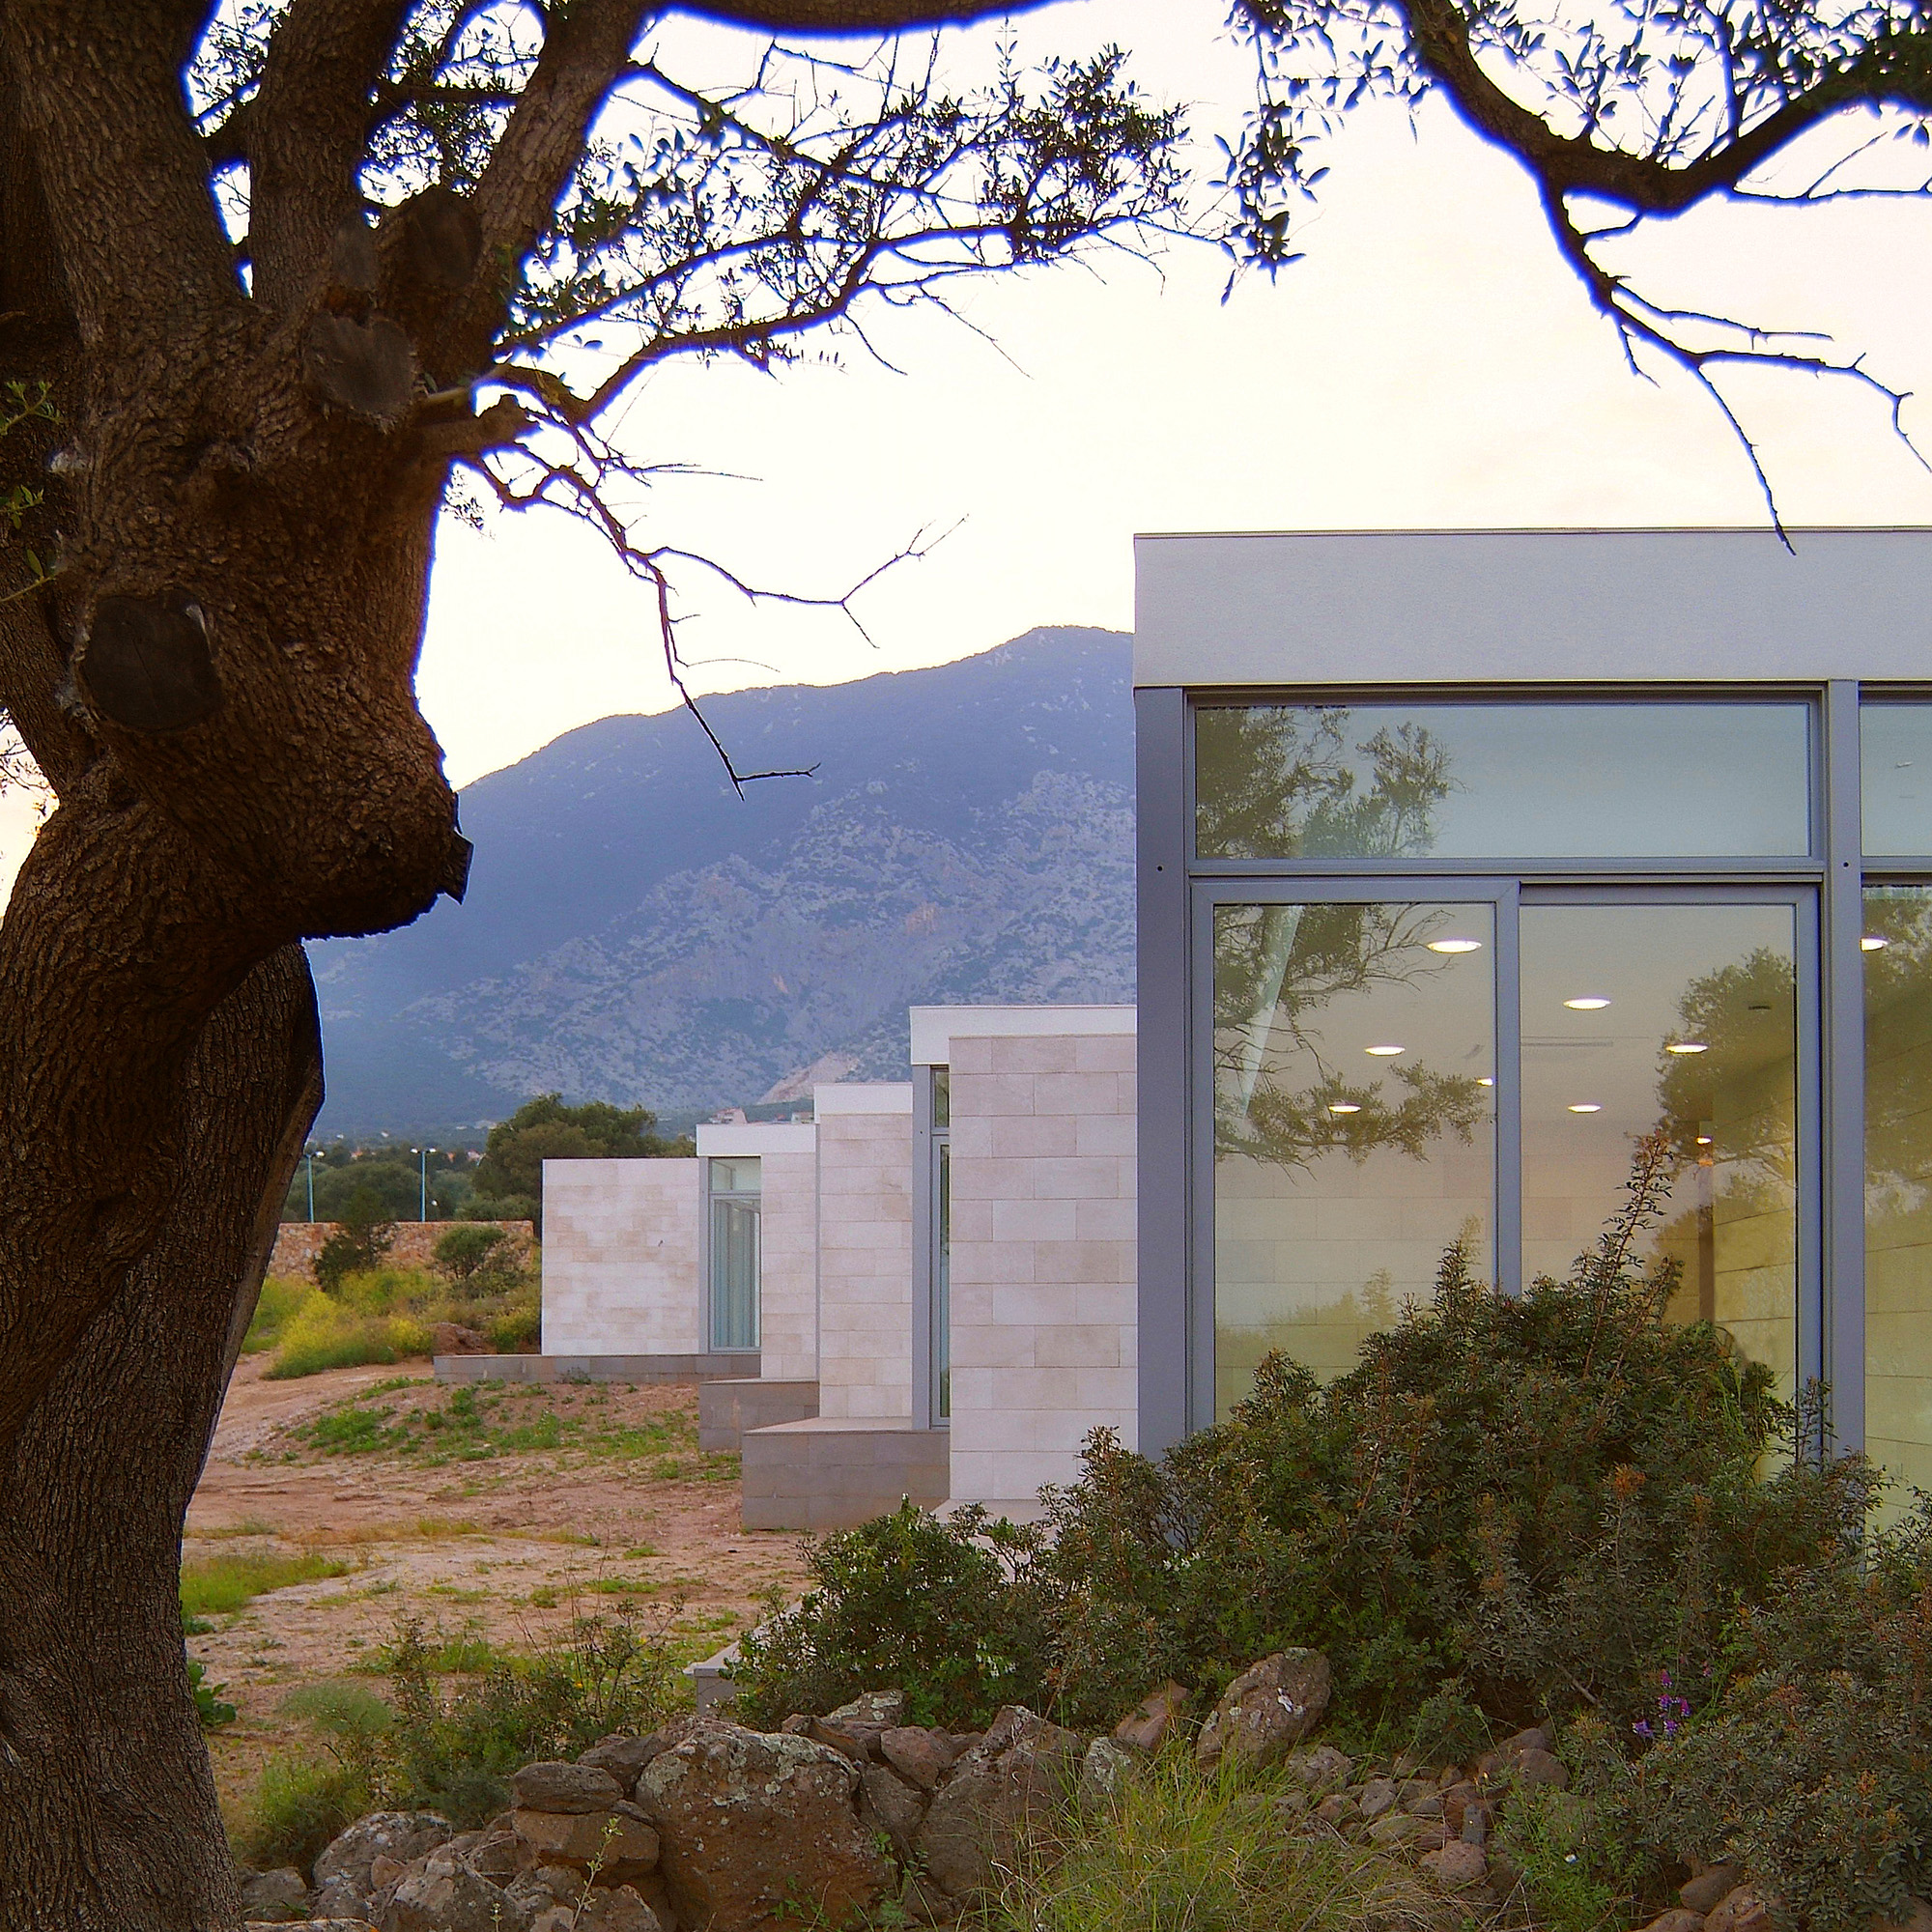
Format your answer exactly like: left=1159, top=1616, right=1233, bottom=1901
left=1863, top=892, right=1932, bottom=1216
left=1210, top=710, right=1487, bottom=1169
left=1652, top=947, right=1797, bottom=1335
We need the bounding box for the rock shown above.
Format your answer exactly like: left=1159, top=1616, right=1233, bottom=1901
left=1500, top=1725, right=1549, bottom=1755
left=781, top=1713, right=812, bottom=1734
left=637, top=1721, right=894, bottom=1930
left=826, top=1690, right=906, bottom=1733
left=1639, top=1914, right=1708, bottom=1932
left=433, top=1321, right=492, bottom=1353
left=379, top=1845, right=530, bottom=1932
left=1876, top=1905, right=1932, bottom=1932
left=914, top=1707, right=1084, bottom=1899
left=1079, top=1737, right=1136, bottom=1808
left=1422, top=1841, right=1488, bottom=1892
left=1193, top=1651, right=1332, bottom=1773
left=259, top=1923, right=375, bottom=1932
left=309, top=1883, right=372, bottom=1923
left=1438, top=1780, right=1480, bottom=1832
left=880, top=1726, right=968, bottom=1791
left=860, top=1761, right=930, bottom=1861
left=581, top=1733, right=670, bottom=1787
left=512, top=1806, right=659, bottom=1874
left=1315, top=1793, right=1358, bottom=1829
left=315, top=1813, right=454, bottom=1898
left=1368, top=1812, right=1445, bottom=1850
left=1357, top=1777, right=1399, bottom=1822
left=1679, top=1865, right=1742, bottom=1914
left=468, top=1828, right=522, bottom=1880
left=1705, top=1887, right=1775, bottom=1932
left=899, top=1873, right=961, bottom=1925
left=528, top=1884, right=662, bottom=1932
left=1290, top=1744, right=1353, bottom=1790
left=240, top=1868, right=311, bottom=1921
left=810, top=1718, right=875, bottom=1762
left=1113, top=1681, right=1192, bottom=1752
left=512, top=1761, right=625, bottom=1814
left=504, top=1865, right=582, bottom=1914
left=1513, top=1747, right=1569, bottom=1789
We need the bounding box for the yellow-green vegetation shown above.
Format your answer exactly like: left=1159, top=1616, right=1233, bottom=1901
left=992, top=1752, right=1481, bottom=1932
left=296, top=1379, right=733, bottom=1473
left=181, top=1550, right=353, bottom=1620
left=247, top=1264, right=542, bottom=1379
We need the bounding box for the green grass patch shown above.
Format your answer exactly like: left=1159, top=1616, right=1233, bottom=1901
left=238, top=1752, right=370, bottom=1876
left=180, top=1550, right=352, bottom=1619
left=295, top=1383, right=703, bottom=1466
left=280, top=1681, right=394, bottom=1741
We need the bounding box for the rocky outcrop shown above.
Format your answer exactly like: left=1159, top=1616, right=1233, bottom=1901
left=913, top=1706, right=1083, bottom=1901
left=1193, top=1650, right=1332, bottom=1772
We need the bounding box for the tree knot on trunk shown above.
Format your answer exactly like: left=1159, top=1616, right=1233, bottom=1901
left=77, top=592, right=222, bottom=733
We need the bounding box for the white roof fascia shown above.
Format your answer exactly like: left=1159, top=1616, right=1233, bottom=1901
left=909, top=1004, right=1137, bottom=1066
left=811, top=1082, right=914, bottom=1115
left=695, top=1122, right=817, bottom=1156
left=1133, top=527, right=1932, bottom=688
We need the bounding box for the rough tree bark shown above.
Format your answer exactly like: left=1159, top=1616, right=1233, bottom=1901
left=0, top=2, right=1050, bottom=1926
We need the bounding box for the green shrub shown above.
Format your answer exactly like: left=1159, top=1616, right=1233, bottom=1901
left=460, top=1192, right=538, bottom=1225
left=239, top=1751, right=371, bottom=1876
left=281, top=1680, right=395, bottom=1743
left=265, top=1286, right=431, bottom=1378
left=372, top=1612, right=678, bottom=1825
left=242, top=1276, right=310, bottom=1355
left=1034, top=1133, right=1864, bottom=1734
left=485, top=1288, right=540, bottom=1353
left=731, top=1500, right=1052, bottom=1730
left=189, top=1661, right=236, bottom=1730
left=989, top=1746, right=1472, bottom=1932
left=1587, top=1510, right=1932, bottom=1932
left=181, top=1549, right=351, bottom=1619
left=314, top=1188, right=397, bottom=1293
left=433, top=1223, right=509, bottom=1291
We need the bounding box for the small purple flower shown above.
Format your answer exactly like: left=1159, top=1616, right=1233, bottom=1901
left=1634, top=1719, right=1654, bottom=1739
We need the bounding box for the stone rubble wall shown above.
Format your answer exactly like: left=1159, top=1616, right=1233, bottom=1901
left=268, top=1220, right=535, bottom=1286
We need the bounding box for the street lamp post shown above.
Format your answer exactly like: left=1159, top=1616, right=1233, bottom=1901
left=305, top=1148, right=318, bottom=1222
left=412, top=1146, right=436, bottom=1221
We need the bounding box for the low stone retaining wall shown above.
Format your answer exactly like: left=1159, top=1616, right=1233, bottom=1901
left=740, top=1416, right=950, bottom=1531
left=698, top=1378, right=820, bottom=1451
left=269, top=1219, right=534, bottom=1285
left=433, top=1351, right=759, bottom=1385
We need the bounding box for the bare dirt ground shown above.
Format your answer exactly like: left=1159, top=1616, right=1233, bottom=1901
left=186, top=1357, right=811, bottom=1827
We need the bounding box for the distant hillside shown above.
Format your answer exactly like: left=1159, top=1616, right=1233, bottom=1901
left=309, top=627, right=1135, bottom=1134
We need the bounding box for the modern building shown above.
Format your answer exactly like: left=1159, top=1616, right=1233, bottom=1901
left=1133, top=528, right=1932, bottom=1493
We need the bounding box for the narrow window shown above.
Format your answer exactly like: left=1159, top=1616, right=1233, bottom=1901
left=932, top=1069, right=951, bottom=1422
left=708, top=1156, right=760, bottom=1351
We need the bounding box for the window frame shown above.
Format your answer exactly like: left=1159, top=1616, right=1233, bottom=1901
left=703, top=1155, right=762, bottom=1355
left=1145, top=681, right=1870, bottom=1450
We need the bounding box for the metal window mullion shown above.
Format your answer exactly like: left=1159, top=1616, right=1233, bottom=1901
left=911, top=1065, right=935, bottom=1432
left=1494, top=881, right=1522, bottom=1298
left=1823, top=680, right=1865, bottom=1453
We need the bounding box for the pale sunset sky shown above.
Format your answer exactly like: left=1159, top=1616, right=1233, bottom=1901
left=3, top=0, right=1931, bottom=894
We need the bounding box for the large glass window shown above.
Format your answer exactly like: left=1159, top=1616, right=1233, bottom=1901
left=1520, top=903, right=1800, bottom=1400
left=1861, top=704, right=1932, bottom=855
left=1212, top=899, right=1494, bottom=1415
left=1864, top=887, right=1932, bottom=1492
left=1197, top=702, right=1811, bottom=861
left=708, top=1157, right=760, bottom=1351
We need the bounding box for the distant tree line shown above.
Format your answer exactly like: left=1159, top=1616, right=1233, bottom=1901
left=282, top=1094, right=692, bottom=1231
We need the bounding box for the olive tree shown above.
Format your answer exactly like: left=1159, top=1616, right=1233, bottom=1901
left=0, top=4, right=1180, bottom=1923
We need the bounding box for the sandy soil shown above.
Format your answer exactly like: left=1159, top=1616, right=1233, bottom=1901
left=186, top=1356, right=811, bottom=1826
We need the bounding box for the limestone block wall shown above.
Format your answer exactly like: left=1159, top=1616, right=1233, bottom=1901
left=541, top=1158, right=700, bottom=1356
left=695, top=1122, right=818, bottom=1379
left=813, top=1084, right=915, bottom=1419
left=946, top=1024, right=1138, bottom=1503
left=270, top=1219, right=532, bottom=1285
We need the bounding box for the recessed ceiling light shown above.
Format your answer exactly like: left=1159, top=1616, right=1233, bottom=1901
left=1567, top=1103, right=1602, bottom=1114
left=1862, top=935, right=1889, bottom=952
left=1564, top=997, right=1611, bottom=1010
left=1328, top=1102, right=1361, bottom=1115
left=1666, top=1042, right=1709, bottom=1055
left=1476, top=1077, right=1494, bottom=1088
left=1428, top=938, right=1483, bottom=954
left=1365, top=1044, right=1405, bottom=1057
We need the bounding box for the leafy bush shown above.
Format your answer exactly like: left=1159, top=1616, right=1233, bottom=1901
left=1587, top=1511, right=1932, bottom=1932
left=265, top=1285, right=430, bottom=1378
left=990, top=1747, right=1469, bottom=1932
left=239, top=1751, right=371, bottom=1876
left=314, top=1188, right=396, bottom=1292
left=731, top=1501, right=1052, bottom=1730
left=180, top=1549, right=351, bottom=1619
left=189, top=1660, right=236, bottom=1730
left=1033, top=1134, right=1863, bottom=1734
left=242, top=1276, right=310, bottom=1354
left=485, top=1290, right=541, bottom=1353
left=433, top=1223, right=508, bottom=1288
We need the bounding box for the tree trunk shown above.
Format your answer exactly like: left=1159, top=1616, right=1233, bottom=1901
left=0, top=946, right=321, bottom=1932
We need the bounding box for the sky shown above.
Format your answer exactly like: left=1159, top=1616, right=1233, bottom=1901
left=3, top=0, right=1932, bottom=890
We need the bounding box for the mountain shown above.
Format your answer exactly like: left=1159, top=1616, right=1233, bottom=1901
left=308, top=626, right=1136, bottom=1135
